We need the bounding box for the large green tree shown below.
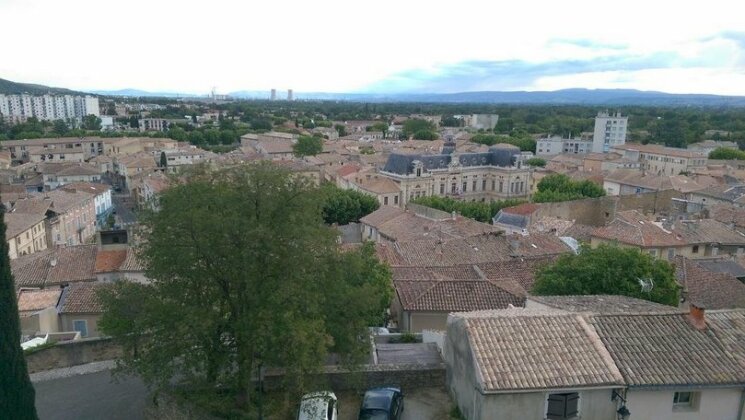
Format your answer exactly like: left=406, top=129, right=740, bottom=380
left=403, top=118, right=436, bottom=139
left=0, top=209, right=39, bottom=419
left=293, top=135, right=323, bottom=157
left=81, top=114, right=102, bottom=131
left=98, top=164, right=391, bottom=411
left=321, top=184, right=380, bottom=225
left=533, top=173, right=605, bottom=203
left=532, top=244, right=679, bottom=306
left=709, top=147, right=745, bottom=160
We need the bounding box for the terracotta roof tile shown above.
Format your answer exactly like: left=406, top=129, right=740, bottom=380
left=59, top=282, right=104, bottom=314
left=590, top=312, right=745, bottom=386
left=17, top=288, right=62, bottom=313
left=94, top=250, right=128, bottom=273
left=528, top=295, right=676, bottom=314
left=592, top=210, right=684, bottom=247
left=674, top=256, right=745, bottom=309
left=456, top=311, right=624, bottom=391
left=11, top=245, right=98, bottom=288
left=396, top=279, right=524, bottom=312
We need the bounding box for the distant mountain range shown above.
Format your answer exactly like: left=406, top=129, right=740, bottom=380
left=4, top=77, right=745, bottom=106
left=0, top=77, right=86, bottom=96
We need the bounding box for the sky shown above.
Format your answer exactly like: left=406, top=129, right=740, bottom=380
left=1, top=0, right=745, bottom=95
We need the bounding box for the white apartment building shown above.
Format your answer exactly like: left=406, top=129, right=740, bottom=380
left=592, top=111, right=628, bottom=153
left=536, top=135, right=593, bottom=157
left=0, top=94, right=99, bottom=123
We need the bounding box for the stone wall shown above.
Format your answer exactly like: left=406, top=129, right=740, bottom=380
left=25, top=337, right=122, bottom=373
left=532, top=189, right=683, bottom=227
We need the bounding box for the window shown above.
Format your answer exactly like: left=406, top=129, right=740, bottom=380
left=383, top=197, right=388, bottom=206
left=440, top=184, right=445, bottom=194
left=667, top=248, right=675, bottom=259
left=649, top=249, right=658, bottom=257
left=472, top=180, right=477, bottom=191
left=394, top=196, right=399, bottom=205
left=546, top=392, right=579, bottom=420
left=462, top=182, right=467, bottom=192
left=482, top=179, right=487, bottom=191
left=73, top=320, right=88, bottom=337
left=673, top=391, right=698, bottom=411
left=692, top=245, right=699, bottom=254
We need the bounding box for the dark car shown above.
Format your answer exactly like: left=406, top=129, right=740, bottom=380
left=357, top=387, right=404, bottom=420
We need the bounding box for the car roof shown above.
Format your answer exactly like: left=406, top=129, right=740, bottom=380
left=298, top=392, right=336, bottom=420
left=361, top=387, right=400, bottom=410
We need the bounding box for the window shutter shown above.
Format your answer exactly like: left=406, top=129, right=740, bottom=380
left=565, top=393, right=579, bottom=417
left=546, top=394, right=566, bottom=418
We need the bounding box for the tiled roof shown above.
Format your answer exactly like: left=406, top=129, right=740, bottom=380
left=476, top=257, right=556, bottom=293
left=528, top=295, right=676, bottom=314
left=674, top=219, right=745, bottom=245
left=391, top=264, right=482, bottom=281
left=17, top=288, right=62, bottom=313
left=592, top=210, right=685, bottom=247
left=4, top=211, right=45, bottom=238
left=674, top=256, right=745, bottom=309
left=396, top=279, right=524, bottom=312
left=501, top=203, right=539, bottom=216
left=388, top=234, right=568, bottom=267
left=11, top=245, right=98, bottom=288
left=59, top=282, right=104, bottom=314
left=94, top=250, right=128, bottom=273
left=362, top=206, right=500, bottom=243
left=710, top=204, right=745, bottom=228
left=359, top=205, right=406, bottom=228
left=456, top=310, right=624, bottom=391
left=354, top=176, right=401, bottom=195
left=120, top=248, right=146, bottom=271
left=60, top=182, right=111, bottom=196
left=11, top=198, right=52, bottom=216
left=590, top=312, right=745, bottom=387
left=612, top=143, right=706, bottom=159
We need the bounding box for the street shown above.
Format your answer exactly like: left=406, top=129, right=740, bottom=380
left=34, top=370, right=148, bottom=420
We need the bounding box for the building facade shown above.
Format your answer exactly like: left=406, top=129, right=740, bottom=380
left=0, top=94, right=99, bottom=123
left=379, top=144, right=531, bottom=206
left=592, top=111, right=628, bottom=153
left=610, top=143, right=707, bottom=175
left=536, top=135, right=593, bottom=157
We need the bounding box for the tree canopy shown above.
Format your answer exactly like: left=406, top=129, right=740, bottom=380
left=470, top=132, right=536, bottom=152
left=321, top=184, right=380, bottom=225
left=98, top=164, right=392, bottom=413
left=293, top=135, right=323, bottom=157
left=525, top=157, right=546, bottom=167
left=403, top=118, right=436, bottom=139
left=532, top=244, right=680, bottom=306
left=533, top=173, right=605, bottom=203
left=81, top=114, right=102, bottom=131
left=0, top=210, right=38, bottom=419
left=709, top=147, right=745, bottom=160
left=411, top=196, right=526, bottom=223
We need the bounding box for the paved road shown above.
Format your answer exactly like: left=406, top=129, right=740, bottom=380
left=34, top=370, right=148, bottom=420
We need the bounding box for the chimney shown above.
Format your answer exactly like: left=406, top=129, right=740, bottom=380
left=50, top=257, right=57, bottom=267
left=451, top=211, right=457, bottom=221
left=688, top=303, right=706, bottom=330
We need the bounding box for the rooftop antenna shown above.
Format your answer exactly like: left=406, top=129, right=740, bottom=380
left=638, top=277, right=654, bottom=293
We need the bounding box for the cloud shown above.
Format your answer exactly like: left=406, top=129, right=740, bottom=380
left=361, top=43, right=745, bottom=94
left=548, top=38, right=628, bottom=50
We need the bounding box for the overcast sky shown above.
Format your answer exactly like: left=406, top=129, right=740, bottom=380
left=2, top=0, right=745, bottom=95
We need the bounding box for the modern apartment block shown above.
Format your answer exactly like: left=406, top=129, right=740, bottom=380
left=0, top=94, right=100, bottom=123
left=536, top=135, right=593, bottom=156
left=592, top=111, right=628, bottom=153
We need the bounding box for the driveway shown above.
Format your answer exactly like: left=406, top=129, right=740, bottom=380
left=34, top=366, right=148, bottom=420
left=338, top=387, right=452, bottom=420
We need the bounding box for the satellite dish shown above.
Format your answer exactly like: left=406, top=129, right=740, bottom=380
left=638, top=277, right=654, bottom=293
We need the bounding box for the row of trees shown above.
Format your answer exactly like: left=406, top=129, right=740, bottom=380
left=533, top=174, right=606, bottom=203
left=0, top=115, right=101, bottom=140
left=470, top=132, right=537, bottom=152
left=411, top=196, right=526, bottom=223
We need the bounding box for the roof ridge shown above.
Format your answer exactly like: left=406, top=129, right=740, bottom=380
left=576, top=315, right=625, bottom=384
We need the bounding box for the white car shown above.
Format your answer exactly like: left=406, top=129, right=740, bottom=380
left=298, top=391, right=338, bottom=420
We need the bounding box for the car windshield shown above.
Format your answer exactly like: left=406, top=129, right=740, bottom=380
left=359, top=409, right=389, bottom=420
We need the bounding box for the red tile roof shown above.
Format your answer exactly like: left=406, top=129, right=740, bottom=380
left=94, top=250, right=128, bottom=273
left=17, top=288, right=62, bottom=313
left=59, top=282, right=104, bottom=314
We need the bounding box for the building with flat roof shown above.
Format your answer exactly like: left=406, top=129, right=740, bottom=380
left=0, top=94, right=99, bottom=123
left=592, top=111, right=627, bottom=153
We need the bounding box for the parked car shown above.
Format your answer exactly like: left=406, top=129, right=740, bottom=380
left=298, top=391, right=338, bottom=420
left=358, top=387, right=404, bottom=420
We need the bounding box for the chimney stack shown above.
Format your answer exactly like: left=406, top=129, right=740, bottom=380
left=688, top=303, right=706, bottom=330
